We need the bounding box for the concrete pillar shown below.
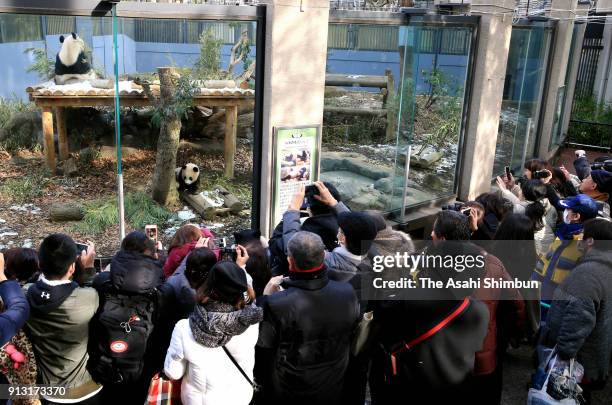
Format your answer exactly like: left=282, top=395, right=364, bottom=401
left=259, top=0, right=330, bottom=237
left=536, top=0, right=577, bottom=159
left=559, top=3, right=590, bottom=141
left=457, top=0, right=514, bottom=201
left=593, top=15, right=612, bottom=105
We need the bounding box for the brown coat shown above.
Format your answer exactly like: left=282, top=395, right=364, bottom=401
left=471, top=253, right=526, bottom=375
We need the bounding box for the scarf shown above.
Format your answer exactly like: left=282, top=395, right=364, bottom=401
left=189, top=301, right=263, bottom=348
left=555, top=222, right=583, bottom=241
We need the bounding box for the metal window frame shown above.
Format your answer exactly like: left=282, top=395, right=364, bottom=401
left=0, top=0, right=260, bottom=20
left=0, top=0, right=265, bottom=231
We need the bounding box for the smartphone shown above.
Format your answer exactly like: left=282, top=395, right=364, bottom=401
left=75, top=242, right=89, bottom=254
left=94, top=257, right=112, bottom=272
left=145, top=224, right=158, bottom=244
left=504, top=166, right=511, bottom=179
left=461, top=207, right=471, bottom=217
left=533, top=170, right=549, bottom=179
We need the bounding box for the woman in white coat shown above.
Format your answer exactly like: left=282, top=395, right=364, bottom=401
left=164, top=260, right=264, bottom=405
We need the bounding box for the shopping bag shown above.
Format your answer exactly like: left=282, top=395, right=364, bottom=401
left=146, top=372, right=182, bottom=405
left=527, top=351, right=583, bottom=405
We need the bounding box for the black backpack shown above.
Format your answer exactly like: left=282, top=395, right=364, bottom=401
left=88, top=282, right=160, bottom=384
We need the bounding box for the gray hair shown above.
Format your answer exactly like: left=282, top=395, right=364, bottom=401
left=287, top=231, right=326, bottom=271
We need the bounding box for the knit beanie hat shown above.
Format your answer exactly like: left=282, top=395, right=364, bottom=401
left=337, top=211, right=378, bottom=255
left=206, top=261, right=248, bottom=303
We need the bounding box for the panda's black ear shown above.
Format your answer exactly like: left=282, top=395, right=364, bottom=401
left=181, top=165, right=186, bottom=170
left=193, top=166, right=199, bottom=172
left=71, top=32, right=77, bottom=39
left=59, top=35, right=65, bottom=43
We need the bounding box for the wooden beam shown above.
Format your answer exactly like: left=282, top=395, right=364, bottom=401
left=56, top=107, right=69, bottom=161
left=385, top=69, right=396, bottom=142
left=42, top=107, right=56, bottom=172
left=224, top=105, right=238, bottom=178
left=325, top=73, right=389, bottom=89
left=323, top=106, right=387, bottom=117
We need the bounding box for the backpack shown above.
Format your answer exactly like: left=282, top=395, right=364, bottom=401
left=88, top=281, right=160, bottom=385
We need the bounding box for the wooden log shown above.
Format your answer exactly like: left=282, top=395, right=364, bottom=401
left=325, top=73, right=388, bottom=89
left=49, top=203, right=84, bottom=222
left=56, top=107, right=69, bottom=161
left=323, top=106, right=387, bottom=117
left=224, top=105, right=238, bottom=178
left=216, top=186, right=243, bottom=214
left=182, top=192, right=216, bottom=220
left=42, top=107, right=56, bottom=172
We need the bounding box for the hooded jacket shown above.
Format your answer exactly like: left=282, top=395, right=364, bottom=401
left=543, top=248, right=612, bottom=382
left=25, top=273, right=101, bottom=401
left=0, top=280, right=29, bottom=346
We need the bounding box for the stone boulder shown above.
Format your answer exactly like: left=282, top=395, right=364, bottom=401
left=321, top=151, right=392, bottom=180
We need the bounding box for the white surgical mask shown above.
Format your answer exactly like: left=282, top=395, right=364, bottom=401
left=563, top=209, right=573, bottom=224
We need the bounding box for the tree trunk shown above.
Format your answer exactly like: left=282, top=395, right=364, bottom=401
left=151, top=67, right=181, bottom=207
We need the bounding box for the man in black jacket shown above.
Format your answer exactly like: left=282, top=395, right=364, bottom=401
left=542, top=218, right=612, bottom=404
left=267, top=182, right=343, bottom=275
left=256, top=231, right=359, bottom=405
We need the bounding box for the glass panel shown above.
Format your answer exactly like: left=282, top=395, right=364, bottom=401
left=321, top=21, right=474, bottom=215
left=396, top=23, right=474, bottom=211
left=493, top=25, right=552, bottom=176
left=117, top=17, right=257, bottom=244
left=0, top=12, right=257, bottom=255
left=0, top=13, right=119, bottom=255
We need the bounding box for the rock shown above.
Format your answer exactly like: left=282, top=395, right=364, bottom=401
left=409, top=149, right=443, bottom=169
left=350, top=191, right=387, bottom=211
left=98, top=145, right=141, bottom=160
left=320, top=151, right=392, bottom=180
left=49, top=203, right=85, bottom=222
left=374, top=177, right=393, bottom=193
left=422, top=173, right=445, bottom=191
left=22, top=239, right=33, bottom=248
left=179, top=139, right=224, bottom=154
left=59, top=157, right=78, bottom=176
left=0, top=110, right=42, bottom=150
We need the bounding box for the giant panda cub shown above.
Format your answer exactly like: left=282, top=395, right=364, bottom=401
left=54, top=33, right=97, bottom=85
left=175, top=163, right=201, bottom=194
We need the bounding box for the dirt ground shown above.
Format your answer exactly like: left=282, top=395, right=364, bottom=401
left=0, top=142, right=254, bottom=256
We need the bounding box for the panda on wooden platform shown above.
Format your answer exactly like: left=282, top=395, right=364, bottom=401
left=176, top=163, right=201, bottom=194
left=54, top=33, right=97, bottom=85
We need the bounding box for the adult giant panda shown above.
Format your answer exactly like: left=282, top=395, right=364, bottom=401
left=54, top=33, right=97, bottom=85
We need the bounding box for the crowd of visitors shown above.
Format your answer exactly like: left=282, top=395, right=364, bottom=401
left=0, top=151, right=610, bottom=405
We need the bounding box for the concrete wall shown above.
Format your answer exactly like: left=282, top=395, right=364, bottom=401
left=458, top=0, right=514, bottom=201
left=259, top=0, right=330, bottom=237
left=0, top=40, right=45, bottom=98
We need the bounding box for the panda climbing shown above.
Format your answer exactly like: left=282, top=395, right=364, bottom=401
left=176, top=163, right=201, bottom=194
left=54, top=33, right=97, bottom=85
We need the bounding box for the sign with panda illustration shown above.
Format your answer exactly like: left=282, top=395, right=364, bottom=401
left=55, top=32, right=97, bottom=85
left=271, top=125, right=320, bottom=229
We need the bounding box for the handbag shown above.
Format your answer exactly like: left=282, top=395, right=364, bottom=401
left=146, top=372, right=182, bottom=405
left=222, top=346, right=261, bottom=393
left=351, top=311, right=374, bottom=356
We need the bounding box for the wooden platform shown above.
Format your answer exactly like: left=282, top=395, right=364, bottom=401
left=27, top=83, right=254, bottom=178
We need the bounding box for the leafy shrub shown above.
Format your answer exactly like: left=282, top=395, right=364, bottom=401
left=79, top=147, right=101, bottom=166
left=568, top=97, right=612, bottom=147
left=24, top=47, right=55, bottom=80
left=193, top=28, right=229, bottom=81
left=1, top=174, right=50, bottom=203
left=0, top=97, right=40, bottom=152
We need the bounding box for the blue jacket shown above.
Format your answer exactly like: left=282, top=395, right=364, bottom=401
left=0, top=280, right=30, bottom=346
